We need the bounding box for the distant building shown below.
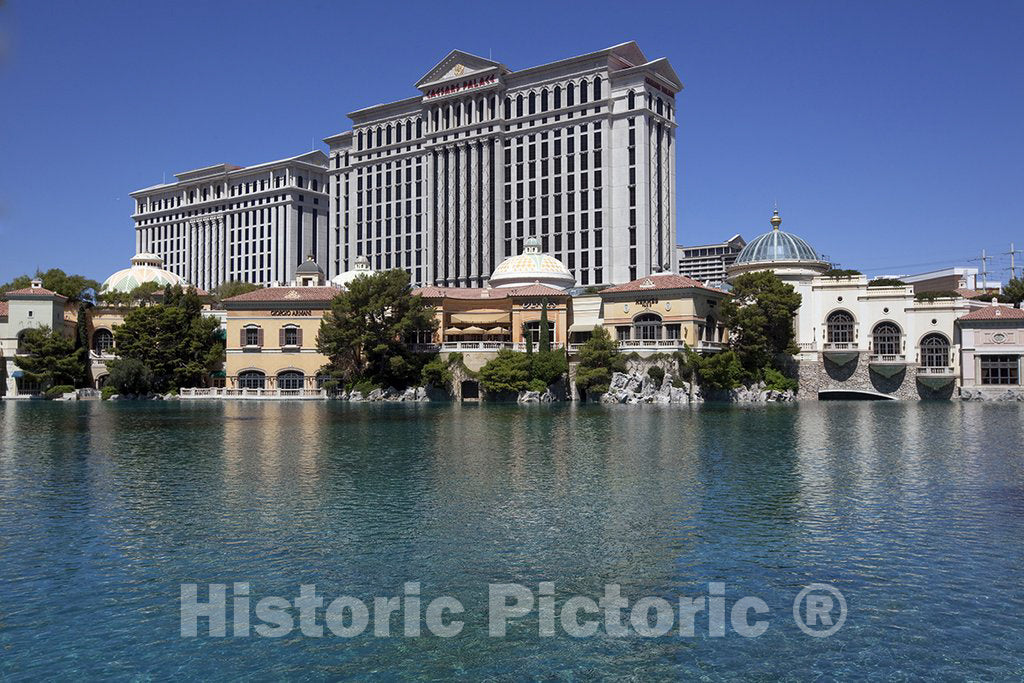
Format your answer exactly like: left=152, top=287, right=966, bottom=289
left=130, top=152, right=330, bottom=292
left=676, top=234, right=745, bottom=288
left=897, top=267, right=1000, bottom=298
left=0, top=281, right=74, bottom=397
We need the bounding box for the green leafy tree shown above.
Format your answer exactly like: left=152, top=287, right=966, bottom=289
left=105, top=358, right=154, bottom=395
left=0, top=268, right=100, bottom=303
left=420, top=355, right=453, bottom=388
left=538, top=300, right=551, bottom=352
left=1003, top=278, right=1024, bottom=305
left=98, top=281, right=163, bottom=308
left=522, top=321, right=534, bottom=355
left=215, top=280, right=262, bottom=303
left=112, top=285, right=223, bottom=391
left=478, top=349, right=532, bottom=394
left=574, top=326, right=627, bottom=395
left=317, top=269, right=437, bottom=388
left=696, top=350, right=745, bottom=391
left=530, top=349, right=567, bottom=387
left=721, top=271, right=802, bottom=375
left=13, top=327, right=85, bottom=389
left=868, top=277, right=907, bottom=287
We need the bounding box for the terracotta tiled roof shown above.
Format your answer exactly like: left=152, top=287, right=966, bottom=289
left=222, top=286, right=339, bottom=304
left=959, top=305, right=1024, bottom=321
left=506, top=284, right=570, bottom=297
left=413, top=284, right=570, bottom=300
left=0, top=301, right=7, bottom=317
left=602, top=273, right=727, bottom=294
left=414, top=287, right=510, bottom=300
left=955, top=288, right=984, bottom=299
left=2, top=286, right=67, bottom=300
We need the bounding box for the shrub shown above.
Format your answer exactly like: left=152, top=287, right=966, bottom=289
left=420, top=356, right=453, bottom=388
left=647, top=365, right=665, bottom=385
left=529, top=349, right=567, bottom=387
left=321, top=380, right=340, bottom=394
left=574, top=326, right=626, bottom=395
left=915, top=290, right=960, bottom=301
left=106, top=358, right=154, bottom=396
left=822, top=268, right=862, bottom=278
left=101, top=385, right=117, bottom=401
left=762, top=366, right=798, bottom=392
left=697, top=351, right=745, bottom=391
left=44, top=384, right=75, bottom=400
left=527, top=378, right=547, bottom=393
left=350, top=379, right=379, bottom=395
left=868, top=277, right=906, bottom=287
left=478, top=349, right=532, bottom=394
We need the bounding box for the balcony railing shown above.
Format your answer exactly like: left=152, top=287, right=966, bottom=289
left=89, top=349, right=116, bottom=360
left=823, top=342, right=859, bottom=351
left=869, top=354, right=907, bottom=364
left=916, top=365, right=956, bottom=376
left=180, top=387, right=327, bottom=399
left=430, top=341, right=565, bottom=352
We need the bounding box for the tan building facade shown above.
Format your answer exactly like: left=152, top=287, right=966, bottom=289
left=594, top=272, right=730, bottom=354
left=958, top=303, right=1024, bottom=394
left=221, top=286, right=338, bottom=392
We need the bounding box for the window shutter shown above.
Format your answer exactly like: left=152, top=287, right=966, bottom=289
left=240, top=328, right=247, bottom=347
left=257, top=328, right=264, bottom=347
left=280, top=327, right=286, bottom=347
left=296, top=327, right=303, bottom=347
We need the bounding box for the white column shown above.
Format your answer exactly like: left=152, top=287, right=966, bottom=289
left=469, top=141, right=480, bottom=285
left=481, top=141, right=492, bottom=280
left=446, top=147, right=456, bottom=285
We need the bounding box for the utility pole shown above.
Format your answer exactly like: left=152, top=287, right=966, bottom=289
left=981, top=249, right=989, bottom=290
left=1009, top=243, right=1022, bottom=281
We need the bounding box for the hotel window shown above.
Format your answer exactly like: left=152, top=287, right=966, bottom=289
left=593, top=76, right=602, bottom=100
left=277, top=371, right=305, bottom=391
left=524, top=320, right=556, bottom=344
left=628, top=90, right=636, bottom=109
left=633, top=313, right=663, bottom=340
left=919, top=333, right=950, bottom=367
left=616, top=326, right=631, bottom=341
left=242, top=325, right=262, bottom=348
left=980, top=355, right=1019, bottom=385
left=281, top=325, right=301, bottom=348
left=92, top=329, right=114, bottom=354
left=872, top=322, right=901, bottom=356
left=237, top=370, right=266, bottom=390
left=826, top=311, right=855, bottom=344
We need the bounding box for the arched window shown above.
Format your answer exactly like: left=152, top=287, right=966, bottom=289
left=238, top=370, right=266, bottom=390
left=826, top=311, right=855, bottom=344
left=920, top=333, right=950, bottom=367
left=579, top=79, right=588, bottom=104
left=16, top=330, right=30, bottom=354
left=540, top=89, right=548, bottom=112
left=633, top=313, right=662, bottom=341
left=524, top=320, right=556, bottom=344
left=554, top=85, right=562, bottom=109
left=92, top=329, right=114, bottom=354
left=395, top=122, right=402, bottom=143
left=628, top=90, right=636, bottom=109
left=567, top=82, right=575, bottom=107
left=657, top=97, right=663, bottom=115
left=386, top=125, right=392, bottom=145
left=529, top=92, right=536, bottom=115
left=297, top=176, right=305, bottom=188
left=873, top=322, right=902, bottom=356
left=504, top=96, right=511, bottom=119
left=357, top=130, right=364, bottom=150
left=376, top=128, right=383, bottom=146
left=311, top=179, right=319, bottom=192
left=593, top=76, right=602, bottom=101
left=416, top=118, right=423, bottom=137
left=516, top=94, right=523, bottom=117
left=277, top=371, right=305, bottom=391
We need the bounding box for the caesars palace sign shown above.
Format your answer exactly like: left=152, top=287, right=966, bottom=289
left=424, top=73, right=498, bottom=100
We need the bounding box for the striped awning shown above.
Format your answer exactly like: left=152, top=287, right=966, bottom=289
left=450, top=312, right=510, bottom=325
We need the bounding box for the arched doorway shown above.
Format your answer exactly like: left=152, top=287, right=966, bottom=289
left=633, top=313, right=662, bottom=341
left=277, top=371, right=305, bottom=391
left=237, top=370, right=266, bottom=390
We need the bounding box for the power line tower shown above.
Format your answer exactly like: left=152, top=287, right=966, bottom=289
left=980, top=249, right=992, bottom=290
left=1009, top=243, right=1023, bottom=280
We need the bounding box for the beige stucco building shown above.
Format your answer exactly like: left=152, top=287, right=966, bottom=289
left=957, top=302, right=1024, bottom=394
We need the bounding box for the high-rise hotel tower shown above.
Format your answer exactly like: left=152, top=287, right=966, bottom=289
left=130, top=42, right=681, bottom=290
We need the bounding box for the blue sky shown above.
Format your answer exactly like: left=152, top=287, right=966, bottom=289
left=1, top=1, right=1022, bottom=285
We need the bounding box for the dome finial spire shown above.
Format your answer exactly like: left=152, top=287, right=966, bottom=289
left=770, top=208, right=782, bottom=230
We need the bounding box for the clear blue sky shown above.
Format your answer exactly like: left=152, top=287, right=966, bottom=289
left=1, top=0, right=1022, bottom=285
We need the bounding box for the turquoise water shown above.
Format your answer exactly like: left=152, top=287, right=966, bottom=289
left=1, top=400, right=1023, bottom=680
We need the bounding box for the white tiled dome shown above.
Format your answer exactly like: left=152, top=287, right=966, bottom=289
left=489, top=238, right=575, bottom=289
left=331, top=255, right=375, bottom=289
left=100, top=253, right=185, bottom=293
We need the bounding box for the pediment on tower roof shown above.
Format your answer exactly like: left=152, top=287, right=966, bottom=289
left=416, top=50, right=507, bottom=89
